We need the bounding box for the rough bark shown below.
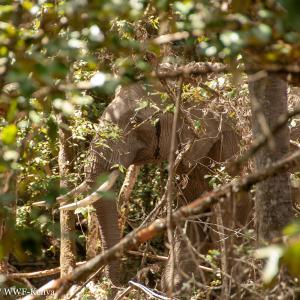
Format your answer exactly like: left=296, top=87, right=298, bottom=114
left=249, top=73, right=293, bottom=242
left=56, top=114, right=76, bottom=276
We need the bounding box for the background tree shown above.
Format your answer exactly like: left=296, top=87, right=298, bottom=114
left=56, top=113, right=77, bottom=276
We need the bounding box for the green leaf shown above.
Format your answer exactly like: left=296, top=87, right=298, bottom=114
left=220, top=31, right=243, bottom=48
left=0, top=5, right=14, bottom=17
left=283, top=240, right=300, bottom=277
left=1, top=124, right=17, bottom=145
left=283, top=221, right=300, bottom=236
left=255, top=245, right=284, bottom=284
left=194, top=120, right=201, bottom=130
left=251, top=24, right=272, bottom=43
left=278, top=0, right=300, bottom=29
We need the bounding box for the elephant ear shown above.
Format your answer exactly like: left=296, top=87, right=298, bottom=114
left=180, top=110, right=222, bottom=164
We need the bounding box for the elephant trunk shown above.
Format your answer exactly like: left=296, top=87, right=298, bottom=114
left=60, top=145, right=122, bottom=285
left=93, top=198, right=121, bottom=285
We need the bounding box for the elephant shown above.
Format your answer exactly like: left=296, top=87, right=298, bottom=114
left=57, top=80, right=242, bottom=289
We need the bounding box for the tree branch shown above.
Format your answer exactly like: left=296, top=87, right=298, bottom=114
left=165, top=77, right=183, bottom=297
left=7, top=262, right=85, bottom=279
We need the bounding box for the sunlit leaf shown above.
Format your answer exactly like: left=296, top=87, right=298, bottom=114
left=283, top=221, right=300, bottom=236
left=255, top=245, right=284, bottom=284
left=1, top=124, right=17, bottom=145
left=283, top=239, right=300, bottom=277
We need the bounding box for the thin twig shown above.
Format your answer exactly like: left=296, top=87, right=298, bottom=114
left=215, top=203, right=230, bottom=299
left=113, top=286, right=134, bottom=300
left=165, top=77, right=183, bottom=297
left=127, top=250, right=167, bottom=261
left=66, top=266, right=104, bottom=300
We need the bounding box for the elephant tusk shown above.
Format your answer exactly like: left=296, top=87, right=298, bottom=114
left=57, top=181, right=88, bottom=203
left=32, top=201, right=48, bottom=207
left=32, top=181, right=88, bottom=207
left=59, top=170, right=120, bottom=210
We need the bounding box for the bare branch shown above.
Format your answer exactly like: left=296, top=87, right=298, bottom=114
left=7, top=262, right=85, bottom=279
left=215, top=203, right=230, bottom=298
left=165, top=77, right=183, bottom=297
left=127, top=250, right=167, bottom=261
left=66, top=266, right=104, bottom=300
left=153, top=31, right=190, bottom=44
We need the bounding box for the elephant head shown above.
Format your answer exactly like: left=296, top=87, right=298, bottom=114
left=58, top=81, right=240, bottom=287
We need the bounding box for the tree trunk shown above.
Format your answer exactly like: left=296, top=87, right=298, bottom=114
left=56, top=114, right=77, bottom=276
left=248, top=72, right=293, bottom=242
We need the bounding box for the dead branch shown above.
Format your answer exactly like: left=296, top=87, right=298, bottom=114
left=127, top=250, right=167, bottom=261
left=66, top=266, right=104, bottom=300
left=165, top=77, right=183, bottom=297
left=23, top=148, right=300, bottom=300
left=113, top=286, right=134, bottom=300
left=153, top=31, right=191, bottom=44
left=7, top=262, right=85, bottom=279
left=21, top=279, right=62, bottom=300
left=215, top=203, right=230, bottom=298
